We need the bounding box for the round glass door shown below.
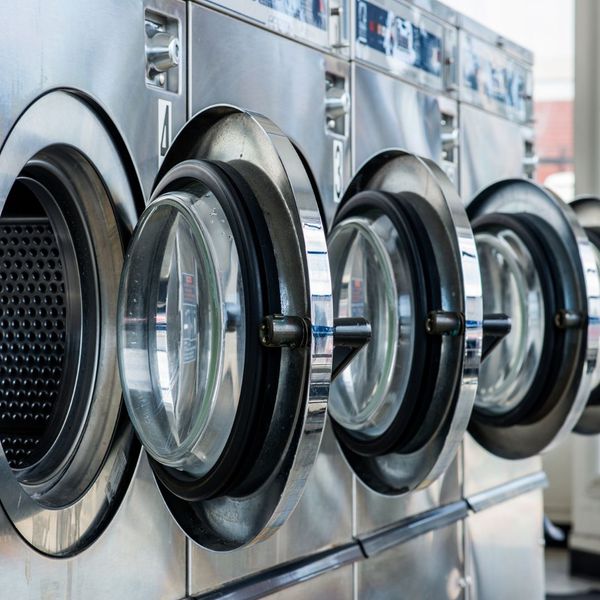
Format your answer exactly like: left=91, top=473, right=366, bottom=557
left=474, top=228, right=545, bottom=414
left=328, top=208, right=416, bottom=440
left=468, top=180, right=599, bottom=458
left=328, top=151, right=482, bottom=495
left=120, top=184, right=246, bottom=479
left=118, top=107, right=333, bottom=551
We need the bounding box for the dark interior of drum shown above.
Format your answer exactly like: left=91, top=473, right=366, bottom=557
left=0, top=181, right=70, bottom=469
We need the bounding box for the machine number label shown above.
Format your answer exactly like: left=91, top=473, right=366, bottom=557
left=333, top=139, right=344, bottom=203
left=158, top=99, right=172, bottom=167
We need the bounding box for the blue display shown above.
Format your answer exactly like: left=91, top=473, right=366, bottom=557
left=260, top=0, right=327, bottom=30
left=356, top=0, right=442, bottom=77
left=462, top=40, right=526, bottom=111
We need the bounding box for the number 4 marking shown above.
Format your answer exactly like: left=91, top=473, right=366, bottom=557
left=158, top=99, right=172, bottom=168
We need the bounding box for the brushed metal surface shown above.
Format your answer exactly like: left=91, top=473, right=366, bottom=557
left=354, top=454, right=462, bottom=536
left=189, top=4, right=350, bottom=228
left=188, top=423, right=353, bottom=594
left=0, top=456, right=186, bottom=599
left=463, top=434, right=541, bottom=498
left=265, top=564, right=353, bottom=599
left=465, top=489, right=545, bottom=600
left=0, top=0, right=187, bottom=202
left=351, top=63, right=444, bottom=173
left=459, top=104, right=526, bottom=202
left=355, top=521, right=466, bottom=599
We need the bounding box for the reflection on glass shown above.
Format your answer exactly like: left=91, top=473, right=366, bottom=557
left=328, top=213, right=416, bottom=438
left=589, top=242, right=600, bottom=392
left=119, top=187, right=245, bottom=477
left=475, top=228, right=545, bottom=415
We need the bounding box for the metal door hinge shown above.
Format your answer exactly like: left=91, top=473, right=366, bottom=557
left=260, top=315, right=371, bottom=381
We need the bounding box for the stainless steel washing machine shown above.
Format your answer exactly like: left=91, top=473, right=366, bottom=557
left=0, top=0, right=188, bottom=597
left=328, top=1, right=479, bottom=596
left=4, top=2, right=595, bottom=599
left=0, top=0, right=363, bottom=597
left=147, top=4, right=353, bottom=594
left=457, top=15, right=600, bottom=600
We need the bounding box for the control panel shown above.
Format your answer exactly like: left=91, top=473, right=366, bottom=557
left=459, top=30, right=533, bottom=123
left=353, top=0, right=457, bottom=94
left=205, top=0, right=330, bottom=49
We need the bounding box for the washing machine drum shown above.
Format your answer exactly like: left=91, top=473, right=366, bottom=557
left=327, top=151, right=483, bottom=495
left=118, top=106, right=333, bottom=551
left=468, top=180, right=600, bottom=457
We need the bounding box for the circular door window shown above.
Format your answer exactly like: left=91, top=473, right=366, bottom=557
left=328, top=151, right=483, bottom=495
left=118, top=107, right=333, bottom=551
left=468, top=180, right=599, bottom=457
left=0, top=92, right=139, bottom=556
left=567, top=196, right=600, bottom=435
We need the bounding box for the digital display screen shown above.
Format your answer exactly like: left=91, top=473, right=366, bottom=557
left=356, top=0, right=443, bottom=77
left=260, top=0, right=327, bottom=30
left=462, top=36, right=526, bottom=112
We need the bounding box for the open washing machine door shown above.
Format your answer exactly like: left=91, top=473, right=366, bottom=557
left=326, top=150, right=483, bottom=495
left=468, top=180, right=600, bottom=457
left=565, top=195, right=600, bottom=435
left=117, top=106, right=359, bottom=551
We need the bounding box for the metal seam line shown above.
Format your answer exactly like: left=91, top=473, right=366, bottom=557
left=465, top=471, right=549, bottom=513
left=188, top=473, right=548, bottom=599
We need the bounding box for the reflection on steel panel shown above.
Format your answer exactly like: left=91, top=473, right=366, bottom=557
left=352, top=63, right=443, bottom=172
left=0, top=457, right=186, bottom=599
left=465, top=490, right=545, bottom=600
left=356, top=522, right=466, bottom=599
left=463, top=434, right=543, bottom=499
left=188, top=424, right=353, bottom=595
left=459, top=103, right=525, bottom=201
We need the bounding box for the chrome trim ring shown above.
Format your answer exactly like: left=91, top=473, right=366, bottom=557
left=570, top=196, right=600, bottom=435
left=0, top=91, right=140, bottom=556
left=333, top=150, right=483, bottom=494
left=138, top=106, right=333, bottom=550
left=468, top=180, right=600, bottom=456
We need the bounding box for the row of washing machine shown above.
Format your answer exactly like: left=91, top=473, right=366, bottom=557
left=0, top=0, right=595, bottom=598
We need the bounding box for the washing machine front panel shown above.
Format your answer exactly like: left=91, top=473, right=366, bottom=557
left=0, top=91, right=146, bottom=557
left=352, top=64, right=442, bottom=172
left=352, top=64, right=459, bottom=188
left=193, top=0, right=331, bottom=51
left=459, top=104, right=528, bottom=201
left=329, top=150, right=482, bottom=495
left=570, top=196, right=600, bottom=434
left=118, top=105, right=333, bottom=551
left=0, top=0, right=187, bottom=202
left=468, top=180, right=600, bottom=458
left=185, top=9, right=353, bottom=586
left=189, top=5, right=351, bottom=228
left=0, top=456, right=186, bottom=598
